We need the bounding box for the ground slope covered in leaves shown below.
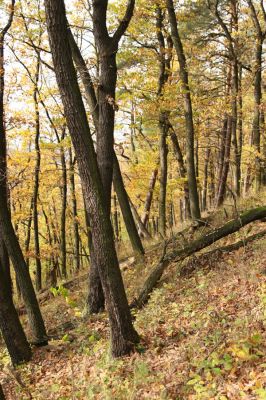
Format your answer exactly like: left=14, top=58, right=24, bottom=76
left=0, top=207, right=266, bottom=399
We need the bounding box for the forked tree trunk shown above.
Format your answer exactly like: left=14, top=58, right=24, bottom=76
left=45, top=0, right=139, bottom=357
left=68, top=23, right=143, bottom=311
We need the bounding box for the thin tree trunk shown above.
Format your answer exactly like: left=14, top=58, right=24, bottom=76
left=202, top=147, right=210, bottom=211
left=113, top=155, right=144, bottom=255
left=69, top=148, right=80, bottom=271
left=32, top=53, right=42, bottom=291
left=216, top=115, right=232, bottom=206
left=166, top=0, right=201, bottom=221
left=141, top=168, right=158, bottom=227
left=158, top=112, right=168, bottom=237
left=60, top=134, right=67, bottom=278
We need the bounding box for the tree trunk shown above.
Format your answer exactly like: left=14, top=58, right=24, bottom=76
left=69, top=148, right=80, bottom=271
left=45, top=0, right=139, bottom=357
left=32, top=54, right=42, bottom=291
left=158, top=112, right=168, bottom=237
left=141, top=167, right=158, bottom=228
left=216, top=115, right=232, bottom=207
left=0, top=262, right=31, bottom=366
left=202, top=147, right=210, bottom=211
left=113, top=155, right=144, bottom=256
left=169, top=128, right=191, bottom=218
left=60, top=136, right=67, bottom=278
left=166, top=0, right=201, bottom=220
left=0, top=1, right=47, bottom=345
left=68, top=21, right=141, bottom=311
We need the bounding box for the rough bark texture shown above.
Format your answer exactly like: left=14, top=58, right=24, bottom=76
left=133, top=206, right=266, bottom=307
left=45, top=0, right=139, bottom=357
left=0, top=261, right=31, bottom=365
left=68, top=17, right=143, bottom=306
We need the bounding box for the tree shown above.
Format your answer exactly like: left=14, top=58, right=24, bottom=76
left=166, top=0, right=201, bottom=220
left=44, top=0, right=139, bottom=356
left=0, top=0, right=48, bottom=346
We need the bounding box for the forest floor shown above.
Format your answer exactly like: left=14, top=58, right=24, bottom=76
left=1, top=197, right=266, bottom=399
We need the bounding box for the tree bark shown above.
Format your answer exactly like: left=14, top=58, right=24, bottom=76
left=45, top=0, right=139, bottom=357
left=0, top=256, right=31, bottom=366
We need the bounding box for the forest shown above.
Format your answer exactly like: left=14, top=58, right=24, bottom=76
left=0, top=0, right=266, bottom=398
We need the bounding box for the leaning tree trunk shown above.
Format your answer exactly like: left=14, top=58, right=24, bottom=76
left=45, top=0, right=139, bottom=357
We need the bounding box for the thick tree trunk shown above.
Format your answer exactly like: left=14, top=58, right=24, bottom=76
left=68, top=23, right=143, bottom=309
left=166, top=0, right=201, bottom=220
left=45, top=0, right=139, bottom=357
left=133, top=206, right=266, bottom=307
left=0, top=262, right=31, bottom=366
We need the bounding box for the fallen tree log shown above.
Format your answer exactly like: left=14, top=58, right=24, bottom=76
left=132, top=206, right=266, bottom=308
left=180, top=229, right=266, bottom=277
